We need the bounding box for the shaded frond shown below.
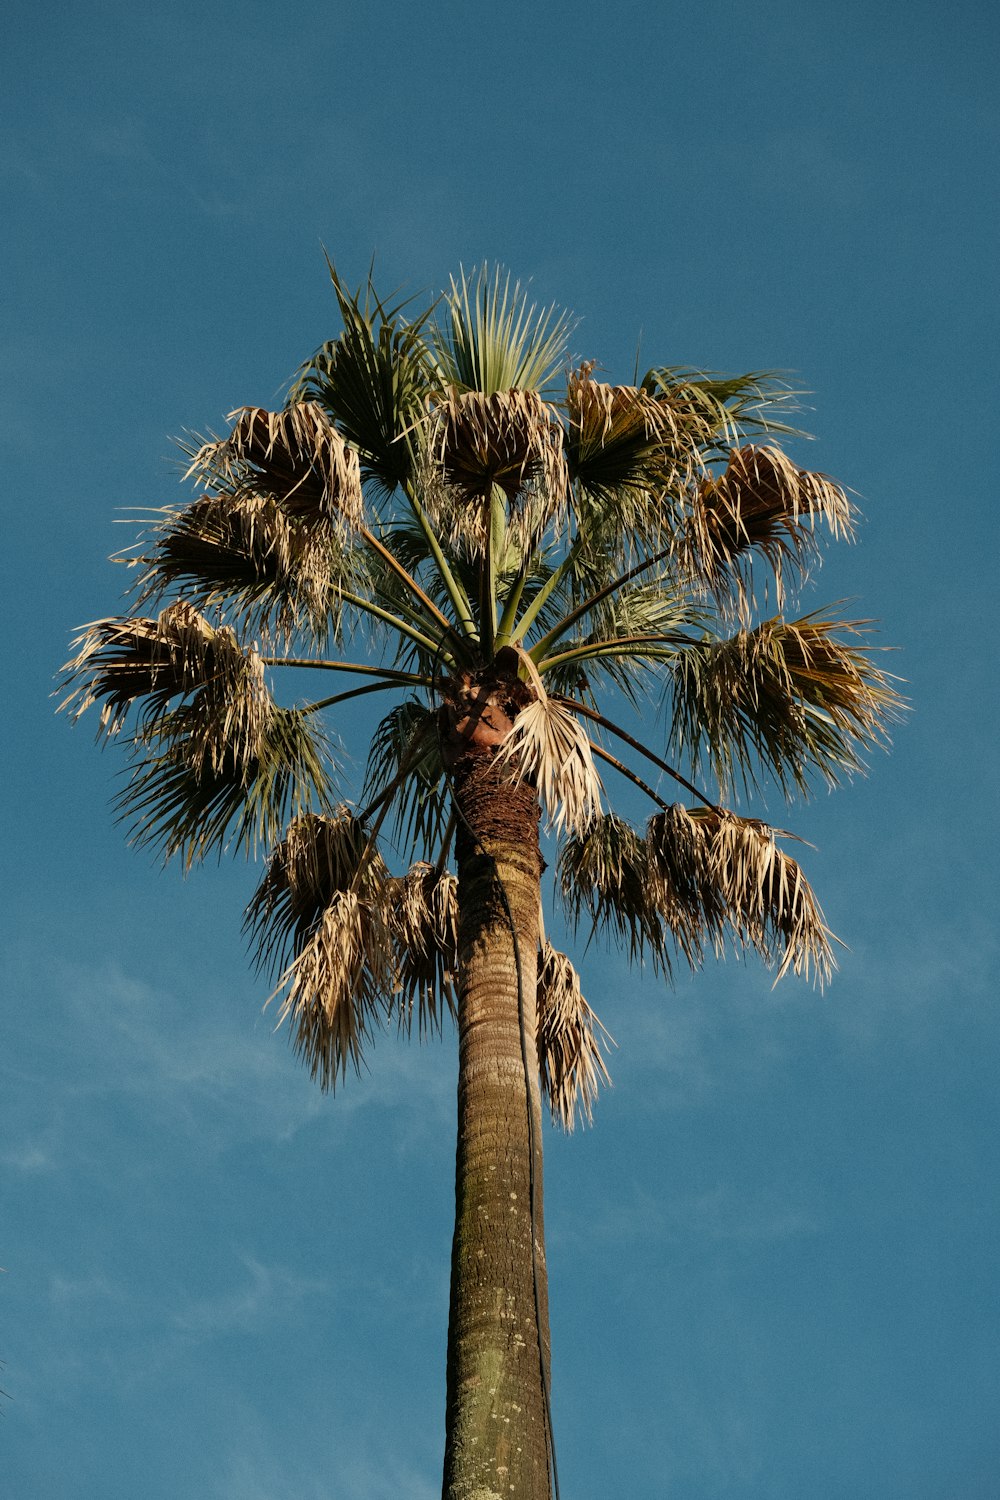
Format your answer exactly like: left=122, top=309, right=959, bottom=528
left=117, top=703, right=333, bottom=866
left=565, top=366, right=711, bottom=546
left=684, top=446, right=856, bottom=611
left=186, top=402, right=364, bottom=530
left=536, top=941, right=613, bottom=1131
left=671, top=614, right=904, bottom=795
left=495, top=695, right=603, bottom=836
left=434, top=265, right=573, bottom=395
left=363, top=698, right=447, bottom=862
left=383, top=862, right=459, bottom=1034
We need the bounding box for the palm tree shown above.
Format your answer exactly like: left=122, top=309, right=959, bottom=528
left=62, top=264, right=901, bottom=1500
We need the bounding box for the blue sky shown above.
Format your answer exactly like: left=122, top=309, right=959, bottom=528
left=3, top=2, right=998, bottom=1496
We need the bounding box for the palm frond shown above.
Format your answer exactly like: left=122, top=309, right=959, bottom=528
left=558, top=814, right=666, bottom=969
left=362, top=699, right=447, bottom=863
left=271, top=890, right=393, bottom=1088
left=383, top=862, right=459, bottom=1035
left=128, top=492, right=357, bottom=643
left=186, top=402, right=364, bottom=530
left=244, top=809, right=373, bottom=973
left=704, top=808, right=834, bottom=983
left=670, top=614, right=904, bottom=795
left=291, top=262, right=435, bottom=496
left=536, top=941, right=612, bottom=1130
left=430, top=388, right=568, bottom=513
left=641, top=368, right=803, bottom=451
left=117, top=703, right=333, bottom=866
left=683, top=446, right=856, bottom=612
left=565, top=366, right=711, bottom=547
left=60, top=602, right=265, bottom=740
left=434, top=264, right=573, bottom=395
left=495, top=694, right=603, bottom=837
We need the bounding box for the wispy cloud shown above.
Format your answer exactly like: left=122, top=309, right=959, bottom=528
left=171, top=1255, right=328, bottom=1339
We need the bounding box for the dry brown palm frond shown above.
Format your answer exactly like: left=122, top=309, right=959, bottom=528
left=671, top=613, right=905, bottom=795
left=244, top=809, right=375, bottom=973
left=130, top=491, right=350, bottom=641
left=702, top=808, right=834, bottom=984
left=536, top=941, right=613, bottom=1130
left=495, top=693, right=603, bottom=837
left=382, top=862, right=459, bottom=1035
left=271, top=889, right=394, bottom=1089
left=430, top=388, right=569, bottom=511
left=644, top=803, right=727, bottom=964
left=683, top=445, right=856, bottom=612
left=558, top=814, right=666, bottom=969
left=186, top=402, right=364, bottom=531
left=60, top=601, right=268, bottom=743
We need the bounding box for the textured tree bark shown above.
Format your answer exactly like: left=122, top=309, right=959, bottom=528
left=442, top=750, right=551, bottom=1500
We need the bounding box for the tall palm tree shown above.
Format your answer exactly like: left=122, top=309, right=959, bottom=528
left=63, top=264, right=901, bottom=1500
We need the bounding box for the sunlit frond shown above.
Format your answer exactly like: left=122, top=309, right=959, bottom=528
left=671, top=614, right=904, bottom=795
left=536, top=941, right=613, bottom=1131
left=430, top=388, right=568, bottom=513
left=705, top=808, right=834, bottom=983
left=128, top=492, right=356, bottom=642
left=383, top=862, right=459, bottom=1034
left=244, top=809, right=373, bottom=973
left=641, top=368, right=803, bottom=452
left=61, top=602, right=265, bottom=741
left=272, top=890, right=393, bottom=1088
left=684, top=446, right=856, bottom=612
left=558, top=814, right=665, bottom=968
left=291, top=263, right=435, bottom=496
left=186, top=402, right=364, bottom=530
left=495, top=695, right=602, bottom=836
left=434, top=265, right=573, bottom=395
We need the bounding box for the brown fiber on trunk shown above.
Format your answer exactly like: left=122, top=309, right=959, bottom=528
left=442, top=748, right=551, bottom=1500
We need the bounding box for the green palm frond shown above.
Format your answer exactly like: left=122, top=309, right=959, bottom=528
left=433, top=265, right=574, bottom=395
left=187, top=403, right=364, bottom=531
left=670, top=613, right=904, bottom=795
left=383, top=862, right=459, bottom=1034
left=683, top=446, right=856, bottom=612
left=536, top=941, right=613, bottom=1131
left=641, top=367, right=803, bottom=451
left=363, top=699, right=447, bottom=862
left=117, top=700, right=333, bottom=866
left=292, top=263, right=436, bottom=497
left=564, top=366, right=711, bottom=549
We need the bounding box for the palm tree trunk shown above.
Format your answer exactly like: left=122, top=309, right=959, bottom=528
left=442, top=751, right=551, bottom=1500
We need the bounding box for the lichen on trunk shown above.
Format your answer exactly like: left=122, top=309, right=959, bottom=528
left=442, top=748, right=551, bottom=1500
